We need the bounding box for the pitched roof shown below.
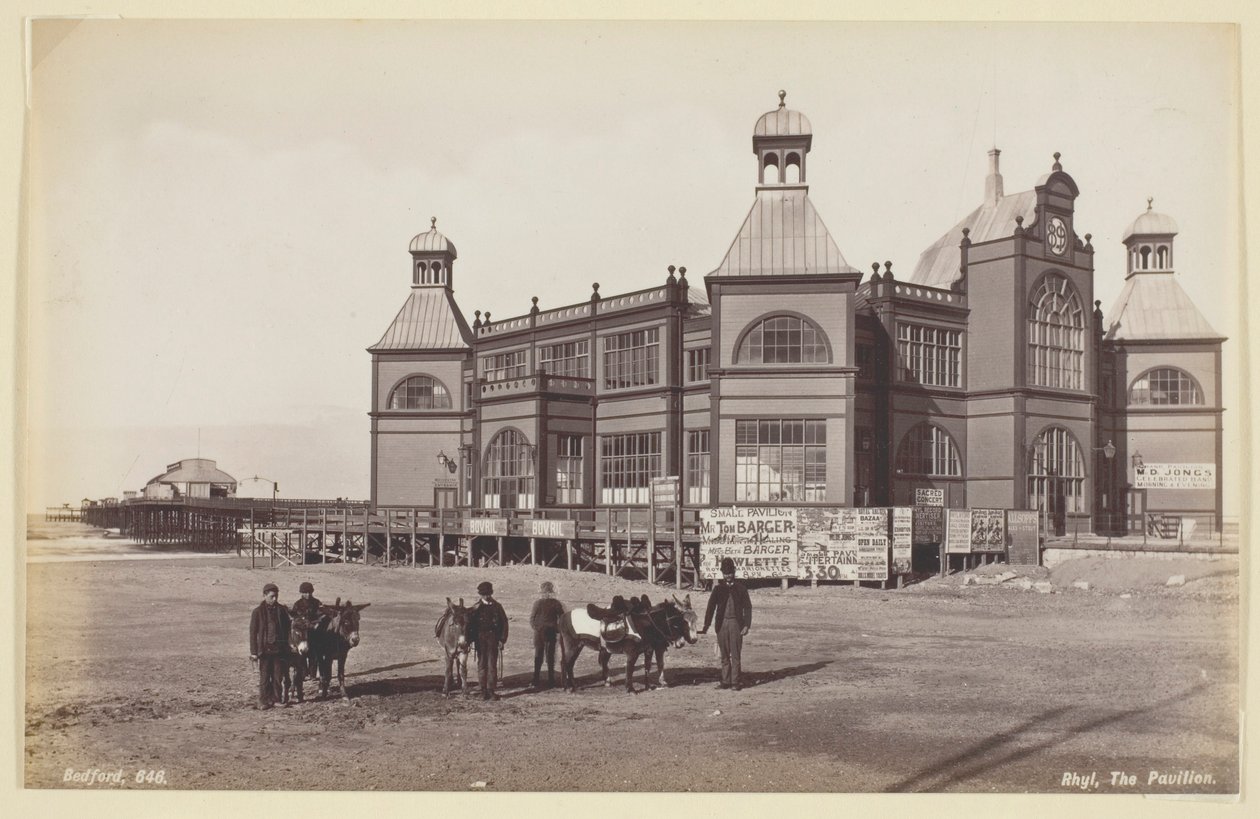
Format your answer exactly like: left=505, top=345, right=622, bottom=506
left=370, top=288, right=472, bottom=351
left=910, top=190, right=1036, bottom=289
left=1105, top=273, right=1224, bottom=341
left=708, top=188, right=858, bottom=278
left=147, top=458, right=236, bottom=486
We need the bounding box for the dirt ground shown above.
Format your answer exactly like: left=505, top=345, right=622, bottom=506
left=24, top=539, right=1239, bottom=793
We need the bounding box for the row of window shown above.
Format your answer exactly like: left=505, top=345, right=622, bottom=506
left=469, top=422, right=1091, bottom=513
left=389, top=357, right=1206, bottom=412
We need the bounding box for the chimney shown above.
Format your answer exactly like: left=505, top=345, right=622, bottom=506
left=984, top=148, right=1003, bottom=205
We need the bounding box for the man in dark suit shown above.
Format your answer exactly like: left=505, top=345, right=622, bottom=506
left=699, top=557, right=753, bottom=691
left=249, top=582, right=292, bottom=709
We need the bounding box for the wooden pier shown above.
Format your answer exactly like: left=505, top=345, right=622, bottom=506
left=75, top=499, right=705, bottom=588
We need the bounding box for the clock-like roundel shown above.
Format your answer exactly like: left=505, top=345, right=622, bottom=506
left=1046, top=215, right=1068, bottom=255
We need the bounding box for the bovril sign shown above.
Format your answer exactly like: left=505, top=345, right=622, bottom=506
left=1134, top=464, right=1216, bottom=490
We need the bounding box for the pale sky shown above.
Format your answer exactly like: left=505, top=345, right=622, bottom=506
left=22, top=20, right=1242, bottom=510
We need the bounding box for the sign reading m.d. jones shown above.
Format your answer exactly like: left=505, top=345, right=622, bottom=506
left=1134, top=464, right=1216, bottom=490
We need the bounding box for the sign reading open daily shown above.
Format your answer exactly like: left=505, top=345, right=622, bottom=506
left=1133, top=464, right=1216, bottom=490
left=700, top=507, right=798, bottom=579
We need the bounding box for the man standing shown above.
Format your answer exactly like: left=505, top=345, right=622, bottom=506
left=467, top=581, right=509, bottom=701
left=249, top=582, right=292, bottom=709
left=291, top=581, right=322, bottom=679
left=698, top=557, right=752, bottom=691
left=529, top=581, right=565, bottom=689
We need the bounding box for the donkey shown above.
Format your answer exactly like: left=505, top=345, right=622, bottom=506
left=310, top=597, right=370, bottom=700
left=559, top=594, right=698, bottom=693
left=281, top=611, right=313, bottom=704
left=435, top=597, right=471, bottom=697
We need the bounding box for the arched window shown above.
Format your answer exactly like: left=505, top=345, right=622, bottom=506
left=1027, top=427, right=1085, bottom=514
left=1155, top=246, right=1169, bottom=268
left=784, top=152, right=801, bottom=184
left=482, top=429, right=535, bottom=509
left=1028, top=274, right=1085, bottom=390
left=895, top=424, right=962, bottom=477
left=1139, top=246, right=1151, bottom=269
left=762, top=152, right=780, bottom=184
left=1129, top=367, right=1203, bottom=406
left=414, top=261, right=427, bottom=286
left=388, top=375, right=452, bottom=409
left=735, top=315, right=830, bottom=364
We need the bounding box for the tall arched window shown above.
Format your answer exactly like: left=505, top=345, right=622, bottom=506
left=1129, top=367, right=1203, bottom=405
left=761, top=152, right=780, bottom=184
left=388, top=375, right=452, bottom=409
left=784, top=152, right=801, bottom=184
left=1027, top=427, right=1085, bottom=514
left=482, top=429, right=535, bottom=509
left=735, top=315, right=830, bottom=364
left=895, top=424, right=962, bottom=477
left=1028, top=274, right=1085, bottom=390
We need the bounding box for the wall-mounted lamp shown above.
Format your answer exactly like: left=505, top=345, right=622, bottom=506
left=1131, top=451, right=1144, bottom=469
left=1095, top=440, right=1117, bottom=460
left=436, top=451, right=457, bottom=474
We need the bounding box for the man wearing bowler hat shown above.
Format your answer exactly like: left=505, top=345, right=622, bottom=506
left=249, top=582, right=292, bottom=709
left=698, top=557, right=753, bottom=691
left=466, top=581, right=509, bottom=700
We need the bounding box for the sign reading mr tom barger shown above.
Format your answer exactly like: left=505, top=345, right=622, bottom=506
left=1134, top=464, right=1216, bottom=490
left=699, top=507, right=798, bottom=579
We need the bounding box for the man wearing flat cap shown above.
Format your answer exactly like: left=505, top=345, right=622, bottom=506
left=699, top=557, right=753, bottom=691
left=249, top=582, right=292, bottom=709
left=529, top=581, right=566, bottom=689
left=466, top=581, right=509, bottom=700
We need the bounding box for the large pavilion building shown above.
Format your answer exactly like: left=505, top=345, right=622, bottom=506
left=368, top=94, right=1225, bottom=534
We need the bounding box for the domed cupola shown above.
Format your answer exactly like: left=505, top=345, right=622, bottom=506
left=1121, top=198, right=1178, bottom=276
left=408, top=217, right=458, bottom=288
left=753, top=90, right=812, bottom=190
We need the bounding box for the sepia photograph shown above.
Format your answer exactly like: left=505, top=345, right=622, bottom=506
left=9, top=7, right=1253, bottom=814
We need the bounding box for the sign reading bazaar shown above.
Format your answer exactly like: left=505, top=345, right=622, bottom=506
left=701, top=505, right=1041, bottom=579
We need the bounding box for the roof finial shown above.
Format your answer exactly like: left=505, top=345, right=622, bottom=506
left=431, top=216, right=437, bottom=229
left=1052, top=152, right=1062, bottom=172
left=778, top=90, right=786, bottom=109
left=1147, top=196, right=1154, bottom=211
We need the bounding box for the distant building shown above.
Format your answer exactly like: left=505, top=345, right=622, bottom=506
left=143, top=458, right=237, bottom=499
left=367, top=94, right=1225, bottom=533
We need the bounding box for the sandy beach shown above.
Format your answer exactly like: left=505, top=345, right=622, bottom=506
left=22, top=534, right=1239, bottom=793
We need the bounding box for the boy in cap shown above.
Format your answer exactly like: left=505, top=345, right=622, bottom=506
left=291, top=581, right=322, bottom=680
left=699, top=557, right=753, bottom=690
left=249, top=582, right=292, bottom=709
left=529, top=581, right=566, bottom=689
left=466, top=581, right=509, bottom=700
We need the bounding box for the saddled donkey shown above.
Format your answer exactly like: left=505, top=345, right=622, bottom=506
left=310, top=597, right=370, bottom=700
left=559, top=595, right=699, bottom=693
left=281, top=610, right=314, bottom=704
left=435, top=597, right=471, bottom=697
